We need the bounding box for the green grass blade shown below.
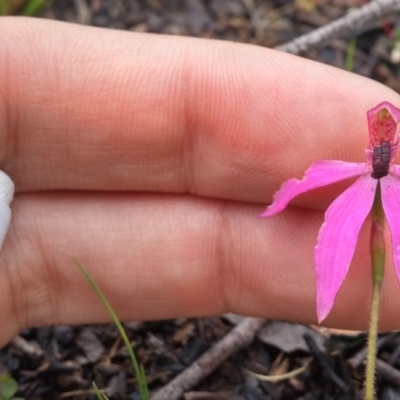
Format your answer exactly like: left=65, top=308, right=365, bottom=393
left=139, top=364, right=149, bottom=398
left=21, top=0, right=47, bottom=15
left=73, top=258, right=149, bottom=400
left=345, top=38, right=357, bottom=72
left=92, top=381, right=109, bottom=400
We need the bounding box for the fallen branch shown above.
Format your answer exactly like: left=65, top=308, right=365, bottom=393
left=151, top=317, right=266, bottom=400
left=275, top=0, right=400, bottom=55
left=376, top=359, right=400, bottom=387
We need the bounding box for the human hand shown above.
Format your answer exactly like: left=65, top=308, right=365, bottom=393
left=0, top=17, right=399, bottom=348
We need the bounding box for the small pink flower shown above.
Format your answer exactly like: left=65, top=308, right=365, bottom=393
left=260, top=102, right=400, bottom=322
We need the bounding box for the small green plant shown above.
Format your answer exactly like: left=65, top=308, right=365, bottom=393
left=390, top=26, right=400, bottom=64
left=0, top=0, right=48, bottom=16
left=73, top=258, right=149, bottom=400
left=345, top=38, right=357, bottom=72
left=21, top=0, right=47, bottom=15
left=0, top=374, right=24, bottom=400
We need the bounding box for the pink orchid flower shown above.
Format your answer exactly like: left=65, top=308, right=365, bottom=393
left=260, top=101, right=400, bottom=323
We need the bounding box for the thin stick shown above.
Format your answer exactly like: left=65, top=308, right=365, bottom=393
left=151, top=317, right=266, bottom=400
left=275, top=0, right=400, bottom=54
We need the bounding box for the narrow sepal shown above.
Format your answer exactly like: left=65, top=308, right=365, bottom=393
left=380, top=174, right=400, bottom=285
left=260, top=161, right=368, bottom=217
left=315, top=174, right=377, bottom=322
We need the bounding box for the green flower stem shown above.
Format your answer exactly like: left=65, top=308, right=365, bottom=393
left=365, top=182, right=385, bottom=400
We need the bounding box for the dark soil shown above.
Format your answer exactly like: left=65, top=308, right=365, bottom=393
left=2, top=1, right=400, bottom=399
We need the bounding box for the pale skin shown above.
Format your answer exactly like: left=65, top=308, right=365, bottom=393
left=0, top=17, right=400, bottom=348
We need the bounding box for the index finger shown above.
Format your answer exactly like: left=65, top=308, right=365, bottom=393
left=1, top=18, right=398, bottom=203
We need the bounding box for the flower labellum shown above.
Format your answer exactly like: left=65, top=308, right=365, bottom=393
left=260, top=102, right=400, bottom=322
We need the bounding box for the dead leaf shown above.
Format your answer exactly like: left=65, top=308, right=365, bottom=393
left=258, top=321, right=325, bottom=353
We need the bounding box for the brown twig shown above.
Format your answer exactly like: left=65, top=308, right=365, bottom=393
left=151, top=317, right=266, bottom=400
left=73, top=0, right=91, bottom=25
left=275, top=0, right=400, bottom=55
left=11, top=335, right=44, bottom=359
left=376, top=359, right=400, bottom=387
left=347, top=334, right=393, bottom=369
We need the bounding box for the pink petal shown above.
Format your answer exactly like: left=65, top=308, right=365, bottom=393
left=260, top=161, right=368, bottom=217
left=315, top=174, right=377, bottom=323
left=380, top=174, right=400, bottom=286
left=390, top=164, right=400, bottom=178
